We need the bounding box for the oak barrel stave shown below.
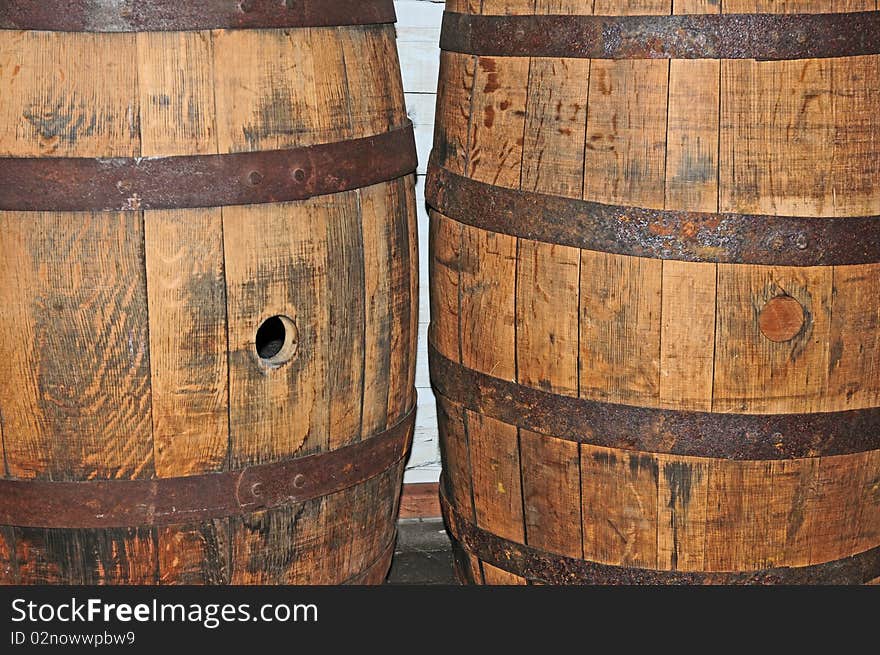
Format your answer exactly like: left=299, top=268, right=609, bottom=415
left=0, top=7, right=417, bottom=584
left=428, top=0, right=880, bottom=584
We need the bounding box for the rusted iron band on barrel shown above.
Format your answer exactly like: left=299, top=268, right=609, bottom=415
left=427, top=164, right=880, bottom=266
left=0, top=0, right=396, bottom=32
left=0, top=125, right=416, bottom=212
left=440, top=10, right=880, bottom=60
left=441, top=491, right=880, bottom=584
left=0, top=404, right=415, bottom=530
left=429, top=344, right=880, bottom=460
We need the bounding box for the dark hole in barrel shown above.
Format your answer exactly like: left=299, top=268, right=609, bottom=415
left=254, top=315, right=299, bottom=366
left=257, top=316, right=284, bottom=359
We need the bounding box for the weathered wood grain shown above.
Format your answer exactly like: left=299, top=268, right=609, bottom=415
left=0, top=31, right=140, bottom=157
left=852, top=449, right=880, bottom=557
left=665, top=59, right=720, bottom=213
left=520, top=430, right=582, bottom=558
left=579, top=251, right=662, bottom=406
left=480, top=0, right=535, bottom=15
left=136, top=31, right=217, bottom=157
left=326, top=189, right=366, bottom=449
left=437, top=397, right=475, bottom=523
left=581, top=444, right=659, bottom=569
left=582, top=59, right=669, bottom=210
left=460, top=223, right=518, bottom=382
left=452, top=543, right=484, bottom=584
left=481, top=562, right=526, bottom=584
left=136, top=27, right=234, bottom=585
left=228, top=465, right=403, bottom=584
left=429, top=211, right=463, bottom=363
left=713, top=264, right=833, bottom=414
left=720, top=56, right=880, bottom=217
left=659, top=260, right=717, bottom=411
left=213, top=24, right=411, bottom=584
left=516, top=242, right=580, bottom=397
left=222, top=198, right=330, bottom=465
left=387, top=179, right=417, bottom=423
left=0, top=527, right=18, bottom=584
left=674, top=0, right=720, bottom=12
left=433, top=52, right=477, bottom=175
left=399, top=482, right=441, bottom=519
left=656, top=453, right=710, bottom=572
left=340, top=26, right=408, bottom=136
left=0, top=211, right=154, bottom=481
left=158, top=522, right=229, bottom=585
left=430, top=0, right=880, bottom=584
left=145, top=210, right=229, bottom=478
left=517, top=55, right=586, bottom=399
left=362, top=183, right=396, bottom=436
left=520, top=57, right=589, bottom=199
left=222, top=194, right=333, bottom=586
left=212, top=29, right=319, bottom=153
left=14, top=527, right=158, bottom=585
left=405, top=179, right=420, bottom=414
left=468, top=411, right=525, bottom=545
left=0, top=19, right=414, bottom=584
left=467, top=56, right=529, bottom=189
left=825, top=265, right=880, bottom=410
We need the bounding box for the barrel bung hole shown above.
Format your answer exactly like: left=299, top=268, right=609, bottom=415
left=255, top=315, right=298, bottom=366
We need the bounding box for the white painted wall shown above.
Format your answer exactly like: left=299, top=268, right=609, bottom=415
left=396, top=0, right=445, bottom=484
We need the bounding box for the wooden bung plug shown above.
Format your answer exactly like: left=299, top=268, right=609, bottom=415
left=759, top=295, right=805, bottom=342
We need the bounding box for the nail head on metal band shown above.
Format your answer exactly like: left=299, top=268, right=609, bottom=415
left=440, top=10, right=880, bottom=60
left=426, top=164, right=880, bottom=266
left=0, top=125, right=417, bottom=212
left=440, top=491, right=880, bottom=585
left=429, top=344, right=880, bottom=460
left=0, top=403, right=415, bottom=529
left=0, top=0, right=397, bottom=32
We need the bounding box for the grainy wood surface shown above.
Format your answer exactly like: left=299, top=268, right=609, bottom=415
left=399, top=482, right=442, bottom=518
left=430, top=0, right=880, bottom=583
left=0, top=22, right=416, bottom=584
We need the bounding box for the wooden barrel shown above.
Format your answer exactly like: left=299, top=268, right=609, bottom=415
left=0, top=0, right=418, bottom=584
left=427, top=0, right=880, bottom=584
